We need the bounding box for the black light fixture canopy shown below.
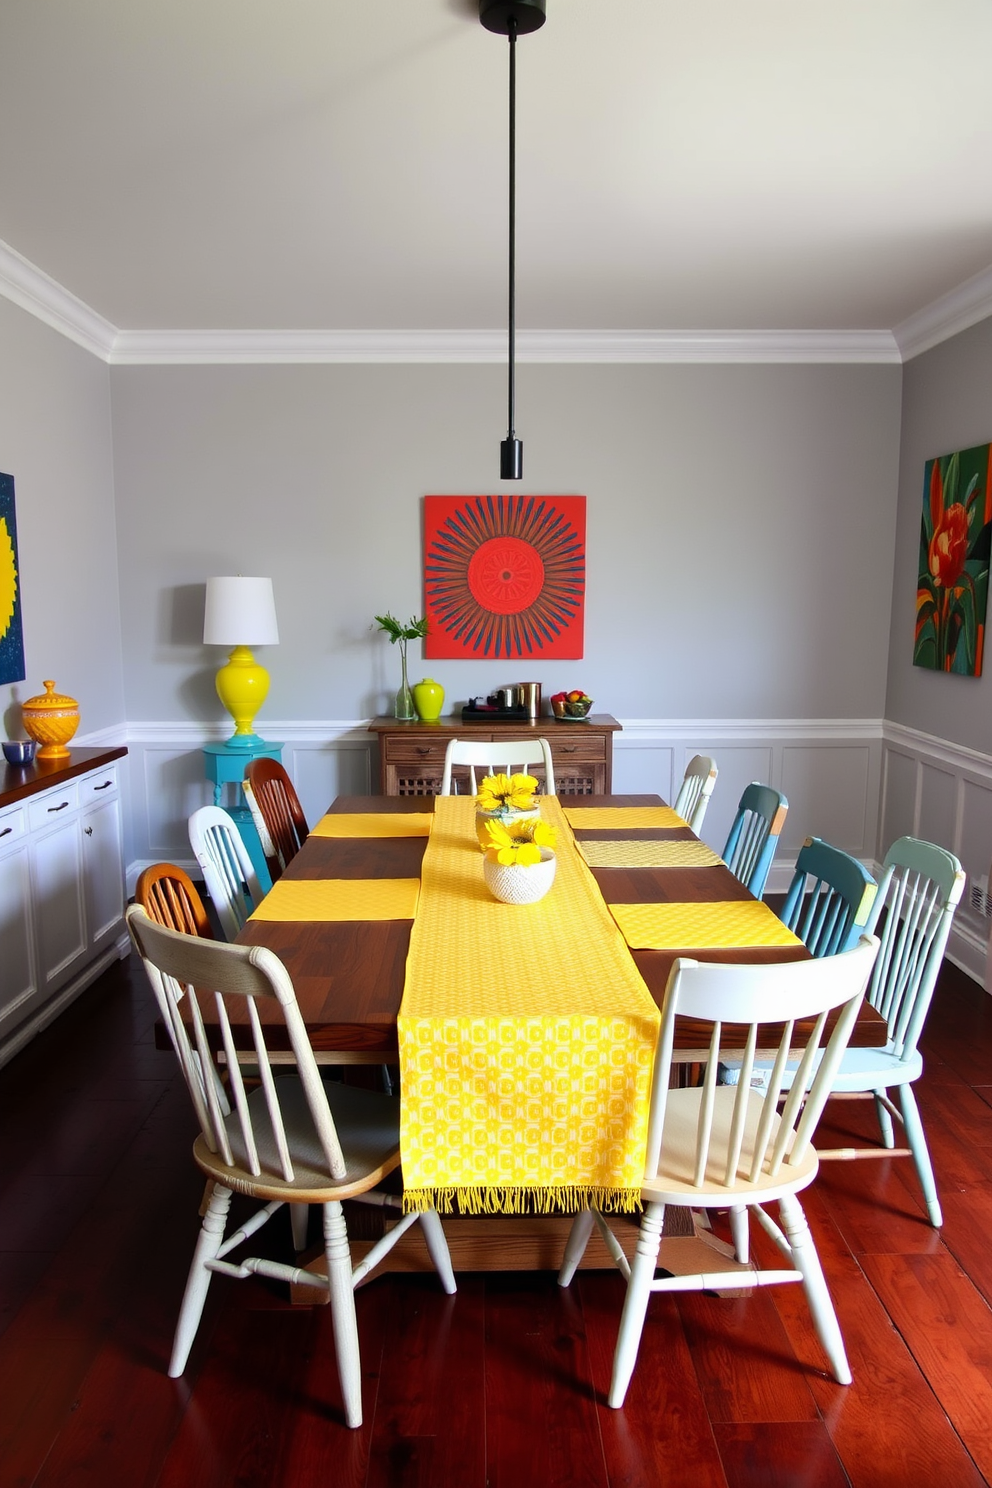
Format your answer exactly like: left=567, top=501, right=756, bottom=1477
left=479, top=0, right=546, bottom=36
left=480, top=0, right=546, bottom=479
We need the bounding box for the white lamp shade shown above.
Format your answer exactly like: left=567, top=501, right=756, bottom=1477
left=203, top=576, right=279, bottom=646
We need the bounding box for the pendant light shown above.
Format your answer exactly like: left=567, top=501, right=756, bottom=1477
left=480, top=0, right=546, bottom=480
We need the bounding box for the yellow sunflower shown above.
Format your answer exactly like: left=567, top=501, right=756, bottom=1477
left=475, top=772, right=539, bottom=813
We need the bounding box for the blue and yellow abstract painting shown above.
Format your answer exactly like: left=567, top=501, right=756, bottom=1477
left=0, top=474, right=26, bottom=685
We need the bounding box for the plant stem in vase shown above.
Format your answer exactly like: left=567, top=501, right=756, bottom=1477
left=374, top=611, right=428, bottom=723
left=395, top=641, right=415, bottom=720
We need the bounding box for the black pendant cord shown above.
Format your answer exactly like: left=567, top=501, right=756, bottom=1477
left=506, top=15, right=517, bottom=447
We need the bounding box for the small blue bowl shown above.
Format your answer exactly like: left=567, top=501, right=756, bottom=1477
left=3, top=739, right=37, bottom=765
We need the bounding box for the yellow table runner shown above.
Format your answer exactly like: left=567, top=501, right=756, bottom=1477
left=607, top=899, right=803, bottom=951
left=564, top=805, right=687, bottom=830
left=577, top=839, right=723, bottom=869
left=249, top=877, right=420, bottom=922
left=311, top=812, right=434, bottom=838
left=398, top=796, right=661, bottom=1215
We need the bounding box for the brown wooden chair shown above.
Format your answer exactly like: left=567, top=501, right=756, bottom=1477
left=243, top=758, right=309, bottom=880
left=135, top=862, right=213, bottom=938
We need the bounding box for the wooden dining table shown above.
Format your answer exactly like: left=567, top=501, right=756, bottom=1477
left=235, top=793, right=885, bottom=1058
left=225, top=791, right=886, bottom=1280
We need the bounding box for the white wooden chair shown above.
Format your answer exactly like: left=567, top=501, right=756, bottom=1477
left=674, top=755, right=718, bottom=834
left=557, top=935, right=879, bottom=1410
left=439, top=737, right=556, bottom=796
left=188, top=805, right=263, bottom=941
left=126, top=905, right=456, bottom=1428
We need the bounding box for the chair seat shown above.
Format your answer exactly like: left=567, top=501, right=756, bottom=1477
left=828, top=1045, right=922, bottom=1089
left=193, top=1077, right=402, bottom=1202
left=641, top=1086, right=820, bottom=1207
left=722, top=1043, right=922, bottom=1096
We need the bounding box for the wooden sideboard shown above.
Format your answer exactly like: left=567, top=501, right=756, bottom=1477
left=368, top=715, right=621, bottom=796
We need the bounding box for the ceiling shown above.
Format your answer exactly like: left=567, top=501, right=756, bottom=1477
left=2, top=0, right=992, bottom=343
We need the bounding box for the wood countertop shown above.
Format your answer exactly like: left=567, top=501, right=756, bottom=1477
left=0, top=745, right=127, bottom=810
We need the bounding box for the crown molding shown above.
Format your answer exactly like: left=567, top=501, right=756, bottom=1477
left=108, top=326, right=900, bottom=366
left=893, top=263, right=992, bottom=362
left=3, top=232, right=991, bottom=366
left=0, top=238, right=116, bottom=360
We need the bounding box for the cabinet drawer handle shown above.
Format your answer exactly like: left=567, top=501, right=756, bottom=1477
left=48, top=801, right=70, bottom=813
left=84, top=826, right=93, bottom=836
left=561, top=746, right=577, bottom=753
left=94, top=780, right=113, bottom=791
left=416, top=747, right=435, bottom=757
left=0, top=826, right=11, bottom=838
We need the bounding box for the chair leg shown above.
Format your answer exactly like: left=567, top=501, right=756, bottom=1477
left=608, top=1202, right=665, bottom=1409
left=777, top=1192, right=851, bottom=1386
left=898, top=1084, right=943, bottom=1227
left=418, top=1209, right=457, bottom=1294
left=323, top=1200, right=363, bottom=1429
left=873, top=1088, right=896, bottom=1148
left=557, top=1209, right=596, bottom=1287
left=290, top=1203, right=310, bottom=1251
left=728, top=1204, right=750, bottom=1264
left=170, top=1183, right=232, bottom=1378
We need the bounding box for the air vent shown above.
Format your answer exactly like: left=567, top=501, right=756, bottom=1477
left=970, top=873, right=992, bottom=918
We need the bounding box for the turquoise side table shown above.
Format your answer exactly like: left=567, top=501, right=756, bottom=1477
left=202, top=739, right=283, bottom=893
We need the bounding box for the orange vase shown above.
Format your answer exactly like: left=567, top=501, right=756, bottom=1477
left=21, top=680, right=80, bottom=760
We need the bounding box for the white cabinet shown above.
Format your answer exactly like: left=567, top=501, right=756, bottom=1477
left=0, top=752, right=127, bottom=1061
left=0, top=805, right=36, bottom=1021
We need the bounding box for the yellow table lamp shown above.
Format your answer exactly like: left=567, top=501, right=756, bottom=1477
left=203, top=576, right=279, bottom=749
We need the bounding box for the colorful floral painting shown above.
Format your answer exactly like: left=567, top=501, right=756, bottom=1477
left=423, top=494, right=585, bottom=660
left=914, top=444, right=991, bottom=676
left=0, top=473, right=25, bottom=686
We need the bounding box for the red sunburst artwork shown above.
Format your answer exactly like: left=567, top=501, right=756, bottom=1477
left=423, top=494, right=585, bottom=660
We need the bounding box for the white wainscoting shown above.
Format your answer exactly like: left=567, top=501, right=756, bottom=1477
left=881, top=723, right=992, bottom=985
left=120, top=721, right=375, bottom=887
left=118, top=714, right=885, bottom=882
left=613, top=719, right=884, bottom=886
left=77, top=713, right=990, bottom=990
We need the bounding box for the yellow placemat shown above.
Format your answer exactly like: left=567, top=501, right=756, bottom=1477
left=564, top=805, right=688, bottom=830
left=398, top=796, right=660, bottom=1215
left=608, top=899, right=803, bottom=951
left=249, top=877, right=420, bottom=922
left=311, top=812, right=434, bottom=838
left=578, top=839, right=723, bottom=868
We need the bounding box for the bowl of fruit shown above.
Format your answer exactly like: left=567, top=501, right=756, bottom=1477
left=551, top=690, right=594, bottom=720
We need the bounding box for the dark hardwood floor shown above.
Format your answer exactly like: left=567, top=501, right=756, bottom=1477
left=2, top=951, right=992, bottom=1487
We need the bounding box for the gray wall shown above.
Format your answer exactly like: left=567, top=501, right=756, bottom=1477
left=0, top=298, right=123, bottom=740
left=109, top=360, right=903, bottom=729
left=886, top=316, right=992, bottom=752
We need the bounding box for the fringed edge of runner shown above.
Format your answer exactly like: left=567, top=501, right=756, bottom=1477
left=402, top=1185, right=643, bottom=1216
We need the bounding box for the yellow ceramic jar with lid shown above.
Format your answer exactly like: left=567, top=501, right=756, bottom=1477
left=21, top=680, right=80, bottom=760
left=412, top=678, right=445, bottom=722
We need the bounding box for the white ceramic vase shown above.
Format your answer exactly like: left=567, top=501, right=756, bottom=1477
left=483, top=847, right=557, bottom=905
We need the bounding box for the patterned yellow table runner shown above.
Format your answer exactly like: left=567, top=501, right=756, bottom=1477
left=577, top=839, right=723, bottom=869
left=249, top=877, right=420, bottom=922
left=607, top=899, right=803, bottom=951
left=311, top=812, right=434, bottom=838
left=563, top=805, right=688, bottom=830
left=398, top=796, right=661, bottom=1215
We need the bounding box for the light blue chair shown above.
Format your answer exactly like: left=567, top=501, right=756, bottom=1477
left=818, top=836, right=965, bottom=1226
left=674, top=755, right=718, bottom=834
left=721, top=783, right=788, bottom=898
left=781, top=836, right=878, bottom=957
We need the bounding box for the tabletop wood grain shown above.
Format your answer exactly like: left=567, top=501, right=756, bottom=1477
left=222, top=794, right=886, bottom=1054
